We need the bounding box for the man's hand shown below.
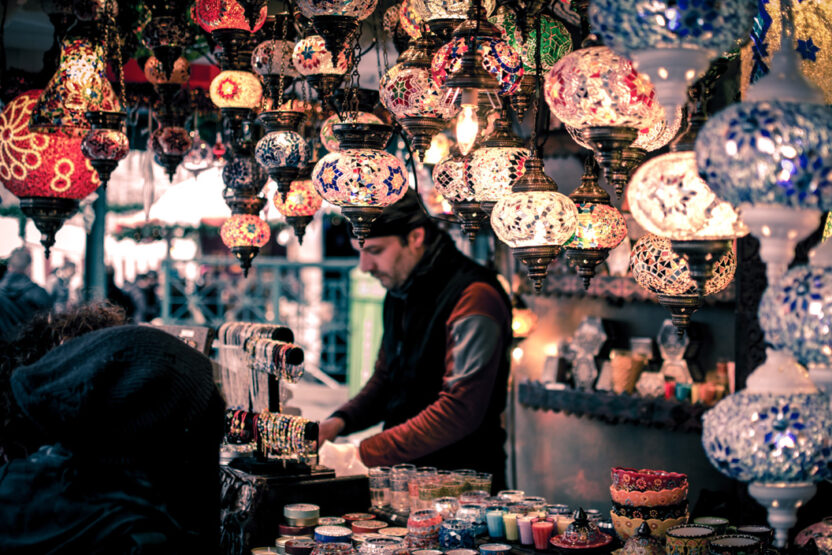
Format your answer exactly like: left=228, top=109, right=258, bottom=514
left=318, top=416, right=346, bottom=445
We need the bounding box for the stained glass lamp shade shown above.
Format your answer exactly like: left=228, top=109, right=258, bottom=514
left=29, top=33, right=120, bottom=137
left=193, top=0, right=268, bottom=33
left=0, top=90, right=101, bottom=256
left=491, top=157, right=578, bottom=292
left=255, top=110, right=310, bottom=201
left=296, top=0, right=378, bottom=56
left=702, top=348, right=832, bottom=548
left=320, top=111, right=383, bottom=153
left=292, top=35, right=353, bottom=99
left=151, top=126, right=193, bottom=182
left=630, top=233, right=735, bottom=335
left=589, top=0, right=757, bottom=120
left=210, top=70, right=263, bottom=109
left=489, top=5, right=572, bottom=73
left=398, top=0, right=423, bottom=40
left=252, top=37, right=299, bottom=101
left=433, top=149, right=485, bottom=240
left=273, top=177, right=323, bottom=244
left=312, top=123, right=409, bottom=246
left=696, top=9, right=832, bottom=284
left=221, top=213, right=271, bottom=277
left=545, top=46, right=663, bottom=197
left=81, top=110, right=129, bottom=188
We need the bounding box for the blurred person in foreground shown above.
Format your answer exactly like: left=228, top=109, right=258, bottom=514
left=318, top=188, right=512, bottom=489
left=0, top=300, right=127, bottom=464
left=0, top=247, right=52, bottom=341
left=0, top=325, right=225, bottom=553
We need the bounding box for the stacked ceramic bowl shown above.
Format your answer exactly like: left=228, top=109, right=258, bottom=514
left=609, top=467, right=689, bottom=539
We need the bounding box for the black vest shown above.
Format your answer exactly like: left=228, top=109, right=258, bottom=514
left=379, top=233, right=511, bottom=484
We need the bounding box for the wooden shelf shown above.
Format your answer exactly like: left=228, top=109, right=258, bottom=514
left=517, top=380, right=707, bottom=433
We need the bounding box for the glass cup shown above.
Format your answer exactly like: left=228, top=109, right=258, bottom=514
left=439, top=519, right=476, bottom=550
left=470, top=473, right=493, bottom=495
left=390, top=467, right=414, bottom=513
left=497, top=490, right=525, bottom=504
left=369, top=466, right=391, bottom=509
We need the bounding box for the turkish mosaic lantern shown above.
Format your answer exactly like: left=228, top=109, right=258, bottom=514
left=255, top=109, right=311, bottom=202
left=221, top=213, right=271, bottom=276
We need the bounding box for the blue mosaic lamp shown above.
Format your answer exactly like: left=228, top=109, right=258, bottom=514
left=702, top=348, right=832, bottom=548
left=589, top=0, right=757, bottom=120
left=695, top=1, right=832, bottom=284
left=255, top=109, right=311, bottom=202
left=759, top=239, right=832, bottom=403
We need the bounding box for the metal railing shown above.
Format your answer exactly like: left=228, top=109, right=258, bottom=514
left=160, top=256, right=357, bottom=382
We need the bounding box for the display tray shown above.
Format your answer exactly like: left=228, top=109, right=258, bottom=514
left=227, top=456, right=334, bottom=481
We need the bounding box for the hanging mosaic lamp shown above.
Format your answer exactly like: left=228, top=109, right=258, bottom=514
left=413, top=0, right=496, bottom=44
left=381, top=2, right=413, bottom=54
left=563, top=157, right=628, bottom=289
left=491, top=156, right=578, bottom=292
left=144, top=55, right=191, bottom=87
left=320, top=110, right=383, bottom=153
left=590, top=0, right=757, bottom=122
left=696, top=4, right=832, bottom=285
left=628, top=81, right=747, bottom=293
left=312, top=122, right=409, bottom=246
left=432, top=148, right=485, bottom=241
left=151, top=123, right=193, bottom=182
left=380, top=33, right=457, bottom=160
left=292, top=34, right=353, bottom=100
left=432, top=0, right=523, bottom=155
left=221, top=213, right=271, bottom=277
left=29, top=21, right=120, bottom=137
left=545, top=45, right=663, bottom=197
left=141, top=6, right=192, bottom=80
left=630, top=233, right=736, bottom=336
left=182, top=131, right=214, bottom=174
left=255, top=109, right=310, bottom=202
left=489, top=5, right=572, bottom=120
left=210, top=69, right=263, bottom=111
left=251, top=14, right=299, bottom=102
left=273, top=169, right=324, bottom=245
left=702, top=346, right=832, bottom=548
left=760, top=239, right=832, bottom=401
left=465, top=105, right=529, bottom=214
left=193, top=0, right=268, bottom=34
left=0, top=90, right=101, bottom=256
left=80, top=110, right=129, bottom=188
left=296, top=0, right=378, bottom=56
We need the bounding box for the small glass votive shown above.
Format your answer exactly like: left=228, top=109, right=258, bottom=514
left=459, top=491, right=490, bottom=505
left=497, top=490, right=525, bottom=504
left=517, top=515, right=535, bottom=545
left=502, top=513, right=520, bottom=542
left=457, top=504, right=488, bottom=537
left=531, top=517, right=554, bottom=551
left=407, top=509, right=443, bottom=538
left=523, top=497, right=547, bottom=513
left=555, top=513, right=574, bottom=535
left=675, top=382, right=692, bottom=402
left=439, top=519, right=475, bottom=550
left=433, top=496, right=461, bottom=521
left=479, top=543, right=511, bottom=555
left=418, top=479, right=441, bottom=510
left=545, top=504, right=570, bottom=517
left=470, top=473, right=493, bottom=495
left=390, top=467, right=413, bottom=513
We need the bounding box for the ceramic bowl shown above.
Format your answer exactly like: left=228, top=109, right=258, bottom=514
left=610, top=511, right=688, bottom=540
left=611, top=467, right=688, bottom=492
left=609, top=484, right=689, bottom=507
left=612, top=501, right=688, bottom=520
left=795, top=517, right=832, bottom=554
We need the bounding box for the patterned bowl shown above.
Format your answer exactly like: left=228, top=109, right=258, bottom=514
left=610, top=511, right=688, bottom=540
left=795, top=517, right=832, bottom=555
left=611, top=501, right=688, bottom=521
left=609, top=484, right=688, bottom=507
left=610, top=467, right=688, bottom=492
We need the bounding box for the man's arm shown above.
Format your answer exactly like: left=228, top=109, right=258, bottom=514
left=356, top=282, right=509, bottom=466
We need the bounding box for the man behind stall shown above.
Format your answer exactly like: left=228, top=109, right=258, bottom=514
left=319, top=188, right=512, bottom=490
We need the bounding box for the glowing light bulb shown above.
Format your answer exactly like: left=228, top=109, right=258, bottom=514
left=456, top=104, right=479, bottom=155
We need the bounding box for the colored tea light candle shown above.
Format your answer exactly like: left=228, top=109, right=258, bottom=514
left=665, top=379, right=677, bottom=400
left=275, top=537, right=296, bottom=554
left=439, top=519, right=476, bottom=550
left=531, top=518, right=555, bottom=550
left=280, top=524, right=316, bottom=536
left=497, top=490, right=525, bottom=503
left=378, top=527, right=408, bottom=538
left=675, top=382, right=692, bottom=402
left=584, top=509, right=602, bottom=522
left=502, top=513, right=520, bottom=542
left=479, top=543, right=512, bottom=555
left=486, top=509, right=507, bottom=538
left=352, top=521, right=388, bottom=535
left=693, top=516, right=730, bottom=536
left=517, top=515, right=535, bottom=545
left=315, top=526, right=353, bottom=543
left=556, top=514, right=574, bottom=535
left=286, top=504, right=321, bottom=521
left=319, top=517, right=347, bottom=527
left=285, top=538, right=317, bottom=555
left=358, top=535, right=405, bottom=555
left=546, top=504, right=571, bottom=515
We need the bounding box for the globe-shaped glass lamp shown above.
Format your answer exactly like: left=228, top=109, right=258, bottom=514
left=702, top=348, right=832, bottom=548
left=589, top=0, right=757, bottom=119
left=252, top=39, right=299, bottom=79
left=182, top=132, right=214, bottom=174
left=292, top=35, right=353, bottom=99
left=255, top=131, right=310, bottom=180
left=411, top=0, right=495, bottom=22
left=210, top=70, right=263, bottom=109
left=193, top=0, right=268, bottom=33
left=432, top=35, right=524, bottom=98
left=223, top=155, right=269, bottom=195
left=273, top=178, right=324, bottom=244
left=320, top=111, right=383, bottom=152
left=151, top=126, right=193, bottom=182
left=433, top=150, right=471, bottom=203
left=81, top=111, right=129, bottom=188
left=489, top=5, right=572, bottom=73
left=145, top=56, right=190, bottom=86
left=312, top=122, right=409, bottom=245
left=296, top=0, right=377, bottom=20
left=221, top=213, right=271, bottom=277
left=760, top=239, right=832, bottom=401
left=563, top=203, right=628, bottom=287
left=0, top=89, right=101, bottom=256
left=398, top=0, right=423, bottom=39
left=466, top=145, right=528, bottom=212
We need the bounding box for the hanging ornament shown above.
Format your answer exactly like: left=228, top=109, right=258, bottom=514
left=221, top=213, right=271, bottom=277
left=296, top=0, right=378, bottom=57
left=251, top=14, right=299, bottom=103
left=293, top=34, right=353, bottom=100
left=320, top=111, right=383, bottom=152
left=433, top=148, right=485, bottom=241
left=255, top=109, right=311, bottom=202
left=274, top=170, right=324, bottom=245
left=81, top=111, right=129, bottom=188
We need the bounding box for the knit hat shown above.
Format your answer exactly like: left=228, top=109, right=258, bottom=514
left=362, top=187, right=435, bottom=239
left=10, top=325, right=223, bottom=459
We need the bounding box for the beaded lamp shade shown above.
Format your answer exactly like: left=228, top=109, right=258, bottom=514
left=29, top=35, right=120, bottom=137
left=193, top=0, right=268, bottom=33
left=292, top=35, right=352, bottom=76
left=0, top=90, right=101, bottom=255
left=320, top=111, right=383, bottom=152
left=144, top=56, right=190, bottom=86
left=489, top=5, right=572, bottom=73
left=210, top=70, right=263, bottom=109
left=432, top=35, right=524, bottom=97
left=630, top=234, right=735, bottom=297
left=544, top=46, right=662, bottom=131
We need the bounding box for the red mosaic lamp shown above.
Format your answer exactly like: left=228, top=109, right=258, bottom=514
left=0, top=90, right=101, bottom=257
left=273, top=169, right=323, bottom=245
left=221, top=213, right=271, bottom=277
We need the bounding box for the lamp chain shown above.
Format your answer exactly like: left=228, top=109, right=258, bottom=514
left=347, top=29, right=363, bottom=119
left=276, top=13, right=290, bottom=108
left=529, top=13, right=542, bottom=157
